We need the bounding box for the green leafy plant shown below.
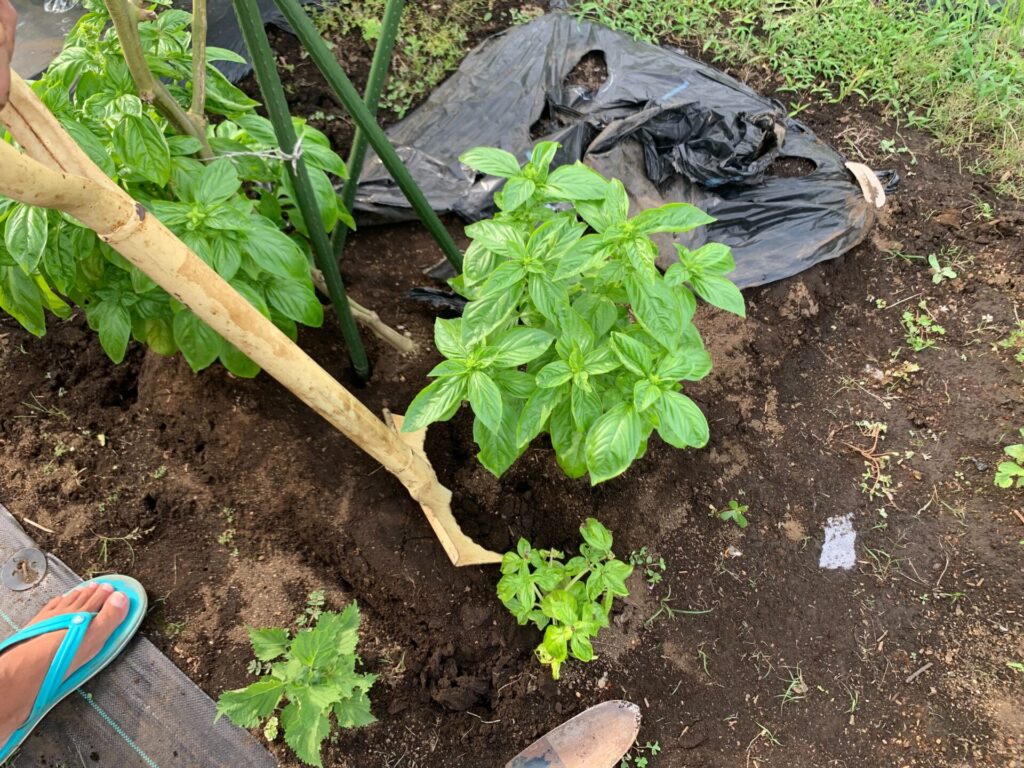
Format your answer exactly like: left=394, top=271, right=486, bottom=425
left=927, top=252, right=957, bottom=283
left=0, top=0, right=351, bottom=377
left=716, top=499, right=749, bottom=528
left=217, top=603, right=376, bottom=767
left=295, top=589, right=327, bottom=627
left=402, top=142, right=744, bottom=484
left=497, top=518, right=633, bottom=679
left=995, top=428, right=1024, bottom=489
left=901, top=301, right=946, bottom=351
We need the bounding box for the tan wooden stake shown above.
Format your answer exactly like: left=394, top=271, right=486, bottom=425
left=0, top=73, right=499, bottom=566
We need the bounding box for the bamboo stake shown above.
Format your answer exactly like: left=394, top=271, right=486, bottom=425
left=332, top=0, right=405, bottom=260
left=269, top=0, right=464, bottom=271
left=0, top=74, right=499, bottom=566
left=233, top=0, right=371, bottom=380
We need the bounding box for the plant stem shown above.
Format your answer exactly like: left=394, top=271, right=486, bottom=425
left=310, top=267, right=416, bottom=355
left=103, top=0, right=213, bottom=159
left=268, top=0, right=464, bottom=271
left=331, top=0, right=405, bottom=260
left=188, top=0, right=208, bottom=135
left=233, top=0, right=370, bottom=379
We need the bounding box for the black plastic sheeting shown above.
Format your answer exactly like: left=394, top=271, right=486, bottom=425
left=354, top=12, right=878, bottom=289
left=13, top=0, right=291, bottom=81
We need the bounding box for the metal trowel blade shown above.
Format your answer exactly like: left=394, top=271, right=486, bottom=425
left=505, top=700, right=641, bottom=768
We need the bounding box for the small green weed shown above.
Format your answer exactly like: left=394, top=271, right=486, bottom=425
left=716, top=499, right=749, bottom=529
left=879, top=137, right=916, bottom=165
left=1008, top=661, right=1024, bottom=673
left=995, top=429, right=1024, bottom=489
left=927, top=253, right=957, bottom=284
left=997, top=319, right=1024, bottom=365
left=217, top=603, right=376, bottom=767
left=777, top=666, right=808, bottom=708
left=296, top=589, right=327, bottom=628
left=629, top=546, right=666, bottom=585
left=902, top=301, right=946, bottom=351
left=620, top=741, right=662, bottom=767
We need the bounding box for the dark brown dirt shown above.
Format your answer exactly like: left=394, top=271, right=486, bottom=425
left=2, top=6, right=1024, bottom=768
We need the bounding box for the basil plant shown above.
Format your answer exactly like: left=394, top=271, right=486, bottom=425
left=403, top=142, right=745, bottom=484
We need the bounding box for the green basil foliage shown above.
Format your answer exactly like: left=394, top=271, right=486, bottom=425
left=217, top=603, right=376, bottom=767
left=403, top=142, right=745, bottom=484
left=497, top=518, right=632, bottom=679
left=0, top=0, right=352, bottom=377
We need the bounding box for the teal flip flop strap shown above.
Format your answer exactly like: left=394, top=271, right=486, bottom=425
left=0, top=611, right=94, bottom=724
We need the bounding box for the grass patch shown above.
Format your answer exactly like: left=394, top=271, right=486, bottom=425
left=315, top=0, right=494, bottom=118
left=574, top=0, right=1024, bottom=196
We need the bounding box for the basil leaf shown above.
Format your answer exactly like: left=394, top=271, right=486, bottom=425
left=402, top=375, right=467, bottom=432
left=691, top=274, right=746, bottom=317
left=112, top=114, right=171, bottom=186
left=585, top=402, right=642, bottom=484
left=4, top=205, right=49, bottom=274
left=459, top=147, right=522, bottom=177
left=632, top=202, right=715, bottom=234
left=468, top=371, right=503, bottom=432
left=173, top=308, right=223, bottom=371
left=655, top=390, right=709, bottom=449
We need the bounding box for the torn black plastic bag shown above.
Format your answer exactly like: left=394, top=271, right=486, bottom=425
left=353, top=12, right=876, bottom=289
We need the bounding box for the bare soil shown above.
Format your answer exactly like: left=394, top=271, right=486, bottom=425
left=1, top=6, right=1023, bottom=768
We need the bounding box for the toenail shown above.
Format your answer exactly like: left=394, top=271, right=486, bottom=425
left=110, top=592, right=128, bottom=608
left=100, top=583, right=114, bottom=592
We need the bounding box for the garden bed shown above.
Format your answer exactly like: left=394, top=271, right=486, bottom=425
left=2, top=5, right=1023, bottom=767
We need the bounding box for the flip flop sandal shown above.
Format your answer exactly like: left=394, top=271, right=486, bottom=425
left=0, top=575, right=147, bottom=764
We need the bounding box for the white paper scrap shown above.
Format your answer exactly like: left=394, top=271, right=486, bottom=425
left=819, top=514, right=856, bottom=570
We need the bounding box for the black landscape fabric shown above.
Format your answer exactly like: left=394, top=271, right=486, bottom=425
left=354, top=12, right=877, bottom=289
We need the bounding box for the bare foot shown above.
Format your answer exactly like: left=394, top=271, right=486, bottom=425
left=0, top=583, right=130, bottom=744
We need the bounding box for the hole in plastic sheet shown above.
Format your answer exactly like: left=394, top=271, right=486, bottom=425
left=530, top=51, right=609, bottom=139
left=767, top=156, right=818, bottom=178
left=565, top=50, right=609, bottom=96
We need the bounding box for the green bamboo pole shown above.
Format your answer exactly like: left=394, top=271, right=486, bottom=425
left=233, top=0, right=371, bottom=379
left=332, top=0, right=405, bottom=260
left=269, top=0, right=463, bottom=271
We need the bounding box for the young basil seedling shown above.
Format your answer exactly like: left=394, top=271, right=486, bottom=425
left=497, top=518, right=633, bottom=679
